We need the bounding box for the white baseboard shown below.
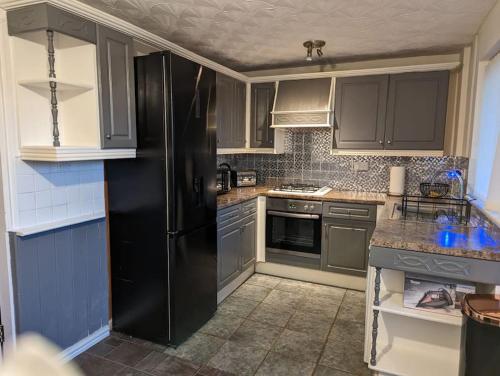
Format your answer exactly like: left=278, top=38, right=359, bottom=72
left=255, top=262, right=367, bottom=291
left=217, top=265, right=255, bottom=304
left=58, top=325, right=110, bottom=362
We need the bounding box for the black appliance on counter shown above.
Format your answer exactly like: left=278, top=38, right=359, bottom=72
left=217, top=163, right=231, bottom=195
left=105, top=52, right=217, bottom=346
left=266, top=197, right=323, bottom=269
left=231, top=170, right=257, bottom=187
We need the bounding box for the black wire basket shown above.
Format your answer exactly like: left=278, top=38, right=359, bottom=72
left=419, top=182, right=450, bottom=198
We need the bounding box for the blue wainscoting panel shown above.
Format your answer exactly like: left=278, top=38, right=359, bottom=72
left=10, top=218, right=108, bottom=349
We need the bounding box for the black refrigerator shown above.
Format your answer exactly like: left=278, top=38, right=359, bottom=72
left=105, top=51, right=217, bottom=346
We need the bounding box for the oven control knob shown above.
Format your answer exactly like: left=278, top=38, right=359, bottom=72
left=309, top=205, right=315, bottom=211
left=304, top=205, right=309, bottom=210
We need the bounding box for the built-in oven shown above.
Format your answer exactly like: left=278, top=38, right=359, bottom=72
left=266, top=198, right=323, bottom=269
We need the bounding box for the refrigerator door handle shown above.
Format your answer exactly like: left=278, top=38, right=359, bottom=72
left=193, top=176, right=204, bottom=207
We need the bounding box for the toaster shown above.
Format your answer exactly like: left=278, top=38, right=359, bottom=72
left=231, top=170, right=257, bottom=187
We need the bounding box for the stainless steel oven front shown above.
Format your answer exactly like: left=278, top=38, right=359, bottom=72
left=266, top=198, right=323, bottom=267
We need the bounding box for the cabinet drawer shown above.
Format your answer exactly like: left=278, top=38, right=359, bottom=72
left=322, top=202, right=376, bottom=222
left=241, top=199, right=257, bottom=216
left=217, top=204, right=241, bottom=228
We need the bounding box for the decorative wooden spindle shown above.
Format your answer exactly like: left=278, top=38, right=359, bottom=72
left=47, top=30, right=60, bottom=147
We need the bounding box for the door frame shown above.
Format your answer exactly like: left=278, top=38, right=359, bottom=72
left=0, top=10, right=18, bottom=354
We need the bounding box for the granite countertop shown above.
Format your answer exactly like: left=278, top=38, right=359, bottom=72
left=370, top=219, right=500, bottom=261
left=217, top=186, right=387, bottom=209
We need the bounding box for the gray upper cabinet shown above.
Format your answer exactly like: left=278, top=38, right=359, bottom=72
left=250, top=82, right=275, bottom=148
left=384, top=71, right=449, bottom=150
left=216, top=73, right=246, bottom=148
left=334, top=71, right=449, bottom=151
left=97, top=25, right=137, bottom=149
left=7, top=3, right=97, bottom=43
left=334, top=75, right=388, bottom=149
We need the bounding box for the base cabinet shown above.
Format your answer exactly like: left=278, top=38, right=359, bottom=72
left=321, top=202, right=376, bottom=276
left=217, top=200, right=257, bottom=291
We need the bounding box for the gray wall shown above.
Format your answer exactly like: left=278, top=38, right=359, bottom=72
left=10, top=218, right=108, bottom=349
left=217, top=129, right=468, bottom=194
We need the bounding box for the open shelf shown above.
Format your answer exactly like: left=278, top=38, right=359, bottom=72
left=20, top=146, right=136, bottom=162
left=375, top=290, right=464, bottom=327
left=18, top=79, right=94, bottom=92
left=370, top=343, right=461, bottom=376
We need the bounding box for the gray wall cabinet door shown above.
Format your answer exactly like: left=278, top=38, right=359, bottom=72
left=384, top=71, right=449, bottom=150
left=216, top=73, right=246, bottom=148
left=217, top=221, right=242, bottom=289
left=250, top=82, right=275, bottom=148
left=7, top=4, right=97, bottom=43
left=321, top=219, right=374, bottom=276
left=240, top=214, right=256, bottom=270
left=97, top=25, right=137, bottom=149
left=334, top=75, right=388, bottom=149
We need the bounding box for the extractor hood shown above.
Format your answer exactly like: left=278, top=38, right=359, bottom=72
left=271, top=77, right=334, bottom=128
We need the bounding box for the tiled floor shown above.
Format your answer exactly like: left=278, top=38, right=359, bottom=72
left=75, top=274, right=371, bottom=376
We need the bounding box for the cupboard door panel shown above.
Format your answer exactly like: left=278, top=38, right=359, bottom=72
left=334, top=75, right=388, bottom=149
left=250, top=82, right=275, bottom=148
left=217, top=222, right=242, bottom=289
left=385, top=71, right=449, bottom=150
left=241, top=215, right=256, bottom=270
left=97, top=25, right=136, bottom=148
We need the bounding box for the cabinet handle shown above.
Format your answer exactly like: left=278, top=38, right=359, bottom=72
left=387, top=140, right=392, bottom=144
left=105, top=134, right=111, bottom=140
left=378, top=140, right=383, bottom=144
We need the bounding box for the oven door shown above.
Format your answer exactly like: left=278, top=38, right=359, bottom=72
left=266, top=210, right=322, bottom=258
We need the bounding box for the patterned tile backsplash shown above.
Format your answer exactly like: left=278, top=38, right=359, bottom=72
left=217, top=129, right=469, bottom=194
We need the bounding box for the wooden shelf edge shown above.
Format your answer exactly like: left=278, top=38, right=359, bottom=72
left=373, top=291, right=464, bottom=327
left=12, top=212, right=106, bottom=237
left=20, top=146, right=136, bottom=161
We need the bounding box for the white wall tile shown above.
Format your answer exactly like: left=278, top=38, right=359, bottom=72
left=15, top=158, right=106, bottom=228
left=17, top=175, right=34, bottom=194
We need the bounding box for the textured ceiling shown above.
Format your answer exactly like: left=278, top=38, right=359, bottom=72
left=79, top=0, right=496, bottom=71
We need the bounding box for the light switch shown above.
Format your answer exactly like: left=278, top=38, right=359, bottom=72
left=352, top=161, right=369, bottom=172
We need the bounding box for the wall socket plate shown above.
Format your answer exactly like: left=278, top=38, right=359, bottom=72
left=352, top=161, right=369, bottom=172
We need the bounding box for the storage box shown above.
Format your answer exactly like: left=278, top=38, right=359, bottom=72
left=404, top=273, right=476, bottom=316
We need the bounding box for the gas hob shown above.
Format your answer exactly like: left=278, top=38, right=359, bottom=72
left=268, top=184, right=332, bottom=196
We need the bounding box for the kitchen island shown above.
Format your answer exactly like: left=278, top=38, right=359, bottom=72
left=366, top=219, right=500, bottom=376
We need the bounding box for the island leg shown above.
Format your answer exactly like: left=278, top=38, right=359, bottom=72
left=370, top=267, right=382, bottom=366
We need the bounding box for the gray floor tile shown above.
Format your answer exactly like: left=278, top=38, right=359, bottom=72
left=287, top=310, right=334, bottom=341
left=229, top=319, right=283, bottom=350
left=248, top=302, right=294, bottom=327
left=299, top=294, right=342, bottom=318
left=255, top=352, right=316, bottom=376
left=197, top=365, right=236, bottom=375
left=137, top=351, right=200, bottom=376
left=114, top=367, right=150, bottom=376
left=274, top=279, right=315, bottom=294
left=328, top=319, right=365, bottom=345
left=199, top=312, right=245, bottom=339
left=309, top=285, right=347, bottom=301
left=232, top=284, right=272, bottom=302
left=272, top=328, right=324, bottom=363
left=105, top=342, right=153, bottom=367
left=218, top=296, right=261, bottom=318
left=87, top=340, right=117, bottom=357
left=164, top=333, right=225, bottom=365
left=262, top=289, right=305, bottom=309
left=319, top=337, right=370, bottom=375
left=208, top=341, right=268, bottom=376
left=74, top=353, right=125, bottom=375
left=245, top=273, right=283, bottom=288
left=313, top=365, right=354, bottom=376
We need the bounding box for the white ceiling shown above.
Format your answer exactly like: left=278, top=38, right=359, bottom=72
left=80, top=0, right=496, bottom=71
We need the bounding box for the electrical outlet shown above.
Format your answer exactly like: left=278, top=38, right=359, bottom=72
left=352, top=161, right=369, bottom=172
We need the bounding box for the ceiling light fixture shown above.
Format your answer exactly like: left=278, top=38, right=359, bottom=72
left=303, top=40, right=325, bottom=62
